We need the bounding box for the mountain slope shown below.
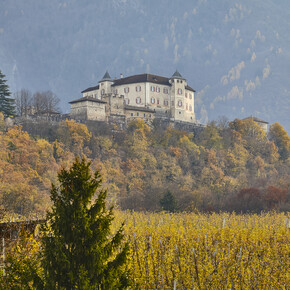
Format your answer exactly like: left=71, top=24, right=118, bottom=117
left=0, top=0, right=289, bottom=131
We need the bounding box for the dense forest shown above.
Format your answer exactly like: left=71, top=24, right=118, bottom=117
left=0, top=113, right=289, bottom=217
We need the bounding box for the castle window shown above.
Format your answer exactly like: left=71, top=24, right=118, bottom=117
left=136, top=97, right=141, bottom=104
left=114, top=89, right=118, bottom=94
left=164, top=100, right=169, bottom=106
left=149, top=114, right=151, bottom=118
left=156, top=87, right=160, bottom=93
left=136, top=86, right=141, bottom=92
left=151, top=97, right=155, bottom=104
left=137, top=112, right=139, bottom=116
left=150, top=86, right=155, bottom=92
left=189, top=105, right=192, bottom=111
left=157, top=99, right=160, bottom=105
left=186, top=103, right=188, bottom=110
left=124, top=87, right=129, bottom=93
left=144, top=113, right=146, bottom=117
left=131, top=113, right=133, bottom=116
left=125, top=98, right=130, bottom=105
left=178, top=100, right=182, bottom=107
left=178, top=88, right=182, bottom=95
left=189, top=94, right=192, bottom=99
left=179, top=111, right=181, bottom=114
left=172, top=101, right=174, bottom=106
left=177, top=80, right=179, bottom=83
left=180, top=80, right=183, bottom=84
left=101, top=89, right=105, bottom=95
left=163, top=88, right=168, bottom=94
left=185, top=93, right=188, bottom=98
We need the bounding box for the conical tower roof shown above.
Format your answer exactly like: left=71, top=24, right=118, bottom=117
left=100, top=70, right=112, bottom=82
left=171, top=69, right=185, bottom=80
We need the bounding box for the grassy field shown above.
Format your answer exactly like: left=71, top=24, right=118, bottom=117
left=114, top=211, right=290, bottom=289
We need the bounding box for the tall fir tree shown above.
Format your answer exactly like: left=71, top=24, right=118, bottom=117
left=0, top=70, right=16, bottom=117
left=41, top=158, right=130, bottom=289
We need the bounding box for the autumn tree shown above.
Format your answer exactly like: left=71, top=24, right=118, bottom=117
left=0, top=234, right=43, bottom=289
left=0, top=112, right=4, bottom=131
left=234, top=187, right=264, bottom=213
left=41, top=158, right=130, bottom=289
left=198, top=121, right=223, bottom=149
left=14, top=89, right=32, bottom=116
left=57, top=119, right=91, bottom=155
left=264, top=186, right=287, bottom=210
left=0, top=70, right=16, bottom=117
left=268, top=122, right=290, bottom=160
left=32, top=90, right=60, bottom=115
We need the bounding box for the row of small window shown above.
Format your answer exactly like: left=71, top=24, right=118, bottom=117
left=124, top=98, right=192, bottom=111
left=122, top=86, right=169, bottom=94
left=185, top=92, right=193, bottom=99
left=176, top=89, right=193, bottom=98
left=125, top=98, right=168, bottom=105
left=130, top=112, right=152, bottom=118
left=100, top=87, right=192, bottom=98
left=176, top=101, right=193, bottom=111
left=125, top=98, right=142, bottom=105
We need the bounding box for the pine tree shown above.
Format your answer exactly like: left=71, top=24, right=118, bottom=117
left=0, top=70, right=16, bottom=117
left=41, top=158, right=130, bottom=289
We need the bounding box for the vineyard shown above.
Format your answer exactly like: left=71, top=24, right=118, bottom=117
left=115, top=211, right=290, bottom=289
left=0, top=211, right=289, bottom=288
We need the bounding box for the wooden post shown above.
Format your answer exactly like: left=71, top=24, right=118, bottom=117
left=2, top=237, right=5, bottom=276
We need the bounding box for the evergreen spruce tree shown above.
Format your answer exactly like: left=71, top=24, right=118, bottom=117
left=41, top=158, right=130, bottom=289
left=160, top=191, right=178, bottom=213
left=0, top=70, right=16, bottom=117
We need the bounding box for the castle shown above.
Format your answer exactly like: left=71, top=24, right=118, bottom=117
left=69, top=70, right=196, bottom=125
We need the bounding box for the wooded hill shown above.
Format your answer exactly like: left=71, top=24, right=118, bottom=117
left=0, top=113, right=289, bottom=217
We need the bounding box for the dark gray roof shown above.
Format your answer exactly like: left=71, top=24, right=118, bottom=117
left=171, top=70, right=184, bottom=79
left=112, top=73, right=170, bottom=87
left=82, top=73, right=195, bottom=93
left=100, top=70, right=112, bottom=82
left=111, top=73, right=195, bottom=91
left=243, top=116, right=268, bottom=124
left=124, top=105, right=155, bottom=113
left=185, top=85, right=195, bottom=92
left=69, top=96, right=107, bottom=104
left=81, top=85, right=99, bottom=93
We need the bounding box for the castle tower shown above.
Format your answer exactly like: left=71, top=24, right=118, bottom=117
left=99, top=70, right=113, bottom=96
left=170, top=70, right=187, bottom=121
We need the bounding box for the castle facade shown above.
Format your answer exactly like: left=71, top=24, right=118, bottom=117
left=69, top=70, right=196, bottom=124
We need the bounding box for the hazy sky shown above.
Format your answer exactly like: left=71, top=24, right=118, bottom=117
left=0, top=0, right=289, bottom=131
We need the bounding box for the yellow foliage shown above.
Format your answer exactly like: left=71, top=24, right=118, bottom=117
left=128, top=119, right=151, bottom=139
left=57, top=119, right=91, bottom=155
left=0, top=112, right=4, bottom=131
left=112, top=211, right=290, bottom=289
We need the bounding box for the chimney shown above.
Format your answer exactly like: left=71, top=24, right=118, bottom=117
left=120, top=73, right=123, bottom=79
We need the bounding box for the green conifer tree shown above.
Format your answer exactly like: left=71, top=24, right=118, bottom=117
left=0, top=70, right=16, bottom=117
left=160, top=191, right=178, bottom=212
left=41, top=158, right=130, bottom=289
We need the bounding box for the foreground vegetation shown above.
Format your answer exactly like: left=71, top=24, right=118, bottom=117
left=2, top=211, right=289, bottom=289
left=1, top=159, right=130, bottom=289
left=118, top=211, right=290, bottom=289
